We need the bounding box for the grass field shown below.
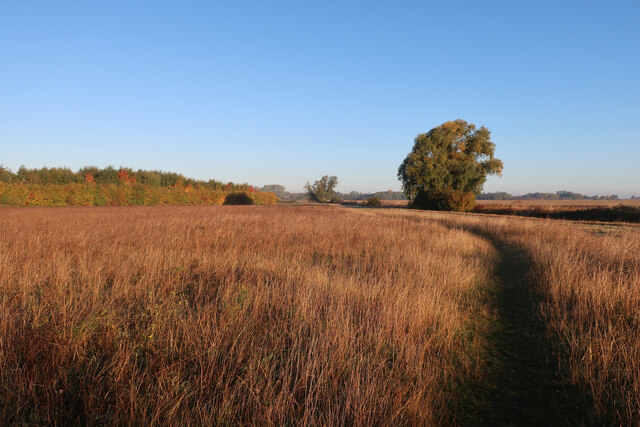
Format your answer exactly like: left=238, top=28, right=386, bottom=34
left=1, top=205, right=638, bottom=424
left=474, top=199, right=640, bottom=223
left=346, top=199, right=640, bottom=224
left=477, top=199, right=640, bottom=207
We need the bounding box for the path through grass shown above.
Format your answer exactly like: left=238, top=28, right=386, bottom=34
left=468, top=233, right=595, bottom=425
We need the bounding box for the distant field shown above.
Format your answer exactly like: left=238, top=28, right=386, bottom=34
left=476, top=198, right=640, bottom=207
left=347, top=198, right=640, bottom=223
left=341, top=199, right=409, bottom=208
left=1, top=206, right=638, bottom=424
left=475, top=199, right=640, bottom=222
left=348, top=198, right=640, bottom=208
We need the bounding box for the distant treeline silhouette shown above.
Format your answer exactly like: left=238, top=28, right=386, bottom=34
left=0, top=165, right=235, bottom=189
left=478, top=191, right=620, bottom=200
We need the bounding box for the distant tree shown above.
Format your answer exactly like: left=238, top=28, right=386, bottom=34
left=374, top=190, right=407, bottom=201
left=15, top=166, right=42, bottom=184
left=135, top=170, right=163, bottom=187
left=78, top=166, right=101, bottom=181
left=117, top=168, right=136, bottom=184
left=365, top=196, right=382, bottom=207
left=0, top=165, right=15, bottom=182
left=398, top=119, right=503, bottom=211
left=204, top=179, right=224, bottom=190
left=92, top=166, right=120, bottom=184
left=337, top=190, right=364, bottom=200
left=478, top=192, right=514, bottom=200
left=260, top=185, right=286, bottom=198
left=305, top=175, right=339, bottom=202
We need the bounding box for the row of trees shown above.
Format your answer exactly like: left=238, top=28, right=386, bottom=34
left=336, top=190, right=406, bottom=201
left=302, top=180, right=408, bottom=204
left=4, top=119, right=502, bottom=211
left=0, top=181, right=277, bottom=207
left=12, top=121, right=631, bottom=211
left=0, top=165, right=253, bottom=191
left=0, top=166, right=278, bottom=207
left=478, top=191, right=620, bottom=200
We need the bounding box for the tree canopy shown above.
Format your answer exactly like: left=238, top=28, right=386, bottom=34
left=305, top=175, right=339, bottom=203
left=398, top=120, right=503, bottom=210
left=260, top=185, right=286, bottom=198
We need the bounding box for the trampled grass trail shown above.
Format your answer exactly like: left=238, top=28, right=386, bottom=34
left=379, top=209, right=608, bottom=424
left=409, top=208, right=637, bottom=425
left=466, top=235, right=594, bottom=425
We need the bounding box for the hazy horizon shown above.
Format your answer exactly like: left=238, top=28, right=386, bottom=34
left=2, top=1, right=638, bottom=197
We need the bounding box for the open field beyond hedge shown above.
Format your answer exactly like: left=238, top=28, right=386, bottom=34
left=1, top=206, right=638, bottom=424
left=474, top=199, right=640, bottom=223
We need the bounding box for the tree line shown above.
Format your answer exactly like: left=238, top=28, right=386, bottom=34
left=478, top=191, right=620, bottom=200
left=0, top=165, right=253, bottom=191
left=0, top=165, right=277, bottom=207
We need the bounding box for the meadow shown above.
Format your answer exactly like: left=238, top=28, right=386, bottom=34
left=474, top=199, right=640, bottom=223
left=348, top=199, right=640, bottom=224
left=1, top=205, right=638, bottom=424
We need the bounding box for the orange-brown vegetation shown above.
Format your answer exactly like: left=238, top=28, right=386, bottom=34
left=0, top=182, right=276, bottom=207
left=2, top=206, right=638, bottom=424
left=474, top=199, right=640, bottom=223
left=0, top=206, right=495, bottom=424
left=419, top=211, right=640, bottom=424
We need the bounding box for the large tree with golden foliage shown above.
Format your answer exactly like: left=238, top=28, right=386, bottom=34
left=398, top=119, right=503, bottom=211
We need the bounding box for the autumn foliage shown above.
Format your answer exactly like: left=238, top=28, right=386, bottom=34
left=0, top=168, right=277, bottom=206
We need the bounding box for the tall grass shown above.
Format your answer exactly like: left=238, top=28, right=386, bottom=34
left=0, top=206, right=495, bottom=424
left=420, top=211, right=640, bottom=424
left=473, top=201, right=640, bottom=223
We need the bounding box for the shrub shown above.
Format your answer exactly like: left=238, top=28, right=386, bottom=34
left=0, top=183, right=229, bottom=207
left=365, top=196, right=382, bottom=207
left=410, top=189, right=475, bottom=212
left=224, top=192, right=254, bottom=205
left=249, top=191, right=278, bottom=205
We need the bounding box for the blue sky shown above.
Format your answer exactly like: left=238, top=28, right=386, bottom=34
left=1, top=1, right=639, bottom=196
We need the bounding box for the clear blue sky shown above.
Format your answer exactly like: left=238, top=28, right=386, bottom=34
left=1, top=1, right=639, bottom=196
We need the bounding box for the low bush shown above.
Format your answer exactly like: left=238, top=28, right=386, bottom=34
left=365, top=196, right=382, bottom=207
left=224, top=192, right=255, bottom=205
left=410, top=189, right=475, bottom=212
left=249, top=191, right=278, bottom=205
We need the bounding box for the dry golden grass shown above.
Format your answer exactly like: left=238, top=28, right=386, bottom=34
left=3, top=205, right=638, bottom=424
left=516, top=222, right=640, bottom=423
left=414, top=210, right=640, bottom=424
left=0, top=206, right=495, bottom=425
